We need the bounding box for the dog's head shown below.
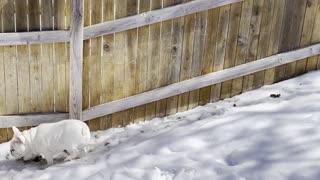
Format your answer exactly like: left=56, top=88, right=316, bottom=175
left=9, top=127, right=26, bottom=159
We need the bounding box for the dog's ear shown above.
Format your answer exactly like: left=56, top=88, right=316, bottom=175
left=12, top=126, right=21, bottom=135
left=12, top=127, right=25, bottom=144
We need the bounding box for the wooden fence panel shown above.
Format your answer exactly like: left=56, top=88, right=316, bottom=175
left=264, top=0, right=285, bottom=85
left=199, top=8, right=219, bottom=105
left=101, top=0, right=115, bottom=129
left=296, top=0, right=318, bottom=76
left=89, top=0, right=103, bottom=131
left=134, top=0, right=150, bottom=124
left=3, top=0, right=17, bottom=140
left=0, top=1, right=6, bottom=142
left=156, top=0, right=175, bottom=117
left=54, top=0, right=68, bottom=112
left=231, top=0, right=253, bottom=96
left=41, top=0, right=55, bottom=113
left=220, top=2, right=242, bottom=99
left=211, top=5, right=230, bottom=102
left=178, top=12, right=196, bottom=112
left=252, top=0, right=275, bottom=89
left=306, top=0, right=320, bottom=72
left=241, top=0, right=264, bottom=92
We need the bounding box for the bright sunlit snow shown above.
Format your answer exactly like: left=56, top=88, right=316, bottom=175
left=1, top=70, right=320, bottom=180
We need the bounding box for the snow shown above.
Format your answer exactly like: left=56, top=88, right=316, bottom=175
left=1, top=70, right=320, bottom=180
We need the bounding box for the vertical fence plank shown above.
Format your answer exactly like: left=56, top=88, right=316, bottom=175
left=123, top=0, right=138, bottom=126
left=220, top=2, right=242, bottom=99
left=283, top=0, right=306, bottom=79
left=3, top=0, right=17, bottom=140
left=41, top=0, right=54, bottom=113
left=16, top=0, right=31, bottom=115
left=296, top=0, right=318, bottom=76
left=101, top=0, right=115, bottom=129
left=231, top=0, right=253, bottom=96
left=188, top=11, right=207, bottom=109
left=29, top=0, right=42, bottom=113
left=145, top=0, right=162, bottom=121
left=54, top=0, right=68, bottom=112
left=264, top=0, right=285, bottom=85
left=199, top=8, right=219, bottom=105
left=211, top=5, right=230, bottom=102
left=306, top=0, right=320, bottom=72
left=89, top=0, right=102, bottom=129
left=0, top=1, right=6, bottom=141
left=134, top=0, right=150, bottom=123
left=83, top=0, right=90, bottom=126
left=178, top=13, right=195, bottom=112
left=156, top=0, right=175, bottom=117
left=241, top=0, right=264, bottom=92
left=166, top=0, right=185, bottom=116
left=112, top=0, right=127, bottom=127
left=275, top=0, right=306, bottom=82
left=70, top=0, right=84, bottom=120
left=252, top=0, right=275, bottom=89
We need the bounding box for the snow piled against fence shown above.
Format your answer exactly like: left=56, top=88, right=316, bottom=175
left=1, top=70, right=320, bottom=180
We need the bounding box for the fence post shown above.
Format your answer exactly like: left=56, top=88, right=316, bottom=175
left=69, top=0, right=84, bottom=120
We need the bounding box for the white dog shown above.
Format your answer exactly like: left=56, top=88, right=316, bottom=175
left=9, top=119, right=90, bottom=165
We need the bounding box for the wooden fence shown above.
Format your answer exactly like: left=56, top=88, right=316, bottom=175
left=0, top=0, right=320, bottom=142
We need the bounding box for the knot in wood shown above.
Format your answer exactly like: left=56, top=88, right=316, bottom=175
left=103, top=44, right=110, bottom=52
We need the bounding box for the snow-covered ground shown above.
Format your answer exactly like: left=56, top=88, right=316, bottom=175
left=1, top=70, right=320, bottom=180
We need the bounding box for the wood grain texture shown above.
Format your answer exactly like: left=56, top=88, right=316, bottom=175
left=3, top=0, right=17, bottom=140
left=0, top=113, right=68, bottom=128
left=101, top=0, right=115, bottom=129
left=0, top=2, right=6, bottom=141
left=264, top=0, right=285, bottom=85
left=199, top=8, right=219, bottom=105
left=0, top=31, right=70, bottom=46
left=220, top=2, right=242, bottom=100
left=89, top=0, right=103, bottom=130
left=178, top=13, right=196, bottom=112
left=306, top=0, right=320, bottom=72
left=156, top=0, right=175, bottom=117
left=134, top=0, right=150, bottom=123
left=295, top=0, right=318, bottom=76
left=283, top=0, right=307, bottom=79
left=69, top=0, right=84, bottom=120
left=252, top=0, right=274, bottom=89
left=211, top=5, right=230, bottom=102
left=112, top=0, right=127, bottom=128
left=145, top=0, right=162, bottom=121
left=241, top=0, right=264, bottom=92
left=16, top=0, right=31, bottom=114
left=231, top=0, right=253, bottom=96
left=84, top=0, right=243, bottom=40
left=83, top=43, right=320, bottom=121
left=41, top=0, right=54, bottom=113
left=275, top=0, right=307, bottom=82
left=166, top=0, right=185, bottom=116
left=123, top=0, right=138, bottom=126
left=29, top=0, right=43, bottom=112
left=188, top=11, right=207, bottom=109
left=54, top=0, right=68, bottom=112
left=82, top=0, right=90, bottom=128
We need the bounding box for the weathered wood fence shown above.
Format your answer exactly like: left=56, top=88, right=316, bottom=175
left=0, top=0, right=319, bottom=142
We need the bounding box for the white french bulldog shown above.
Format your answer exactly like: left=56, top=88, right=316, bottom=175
left=9, top=119, right=90, bottom=165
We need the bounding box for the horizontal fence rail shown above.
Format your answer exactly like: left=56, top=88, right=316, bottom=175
left=0, top=113, right=68, bottom=128
left=83, top=0, right=243, bottom=39
left=0, top=30, right=70, bottom=46
left=82, top=43, right=320, bottom=121
left=0, top=0, right=242, bottom=46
